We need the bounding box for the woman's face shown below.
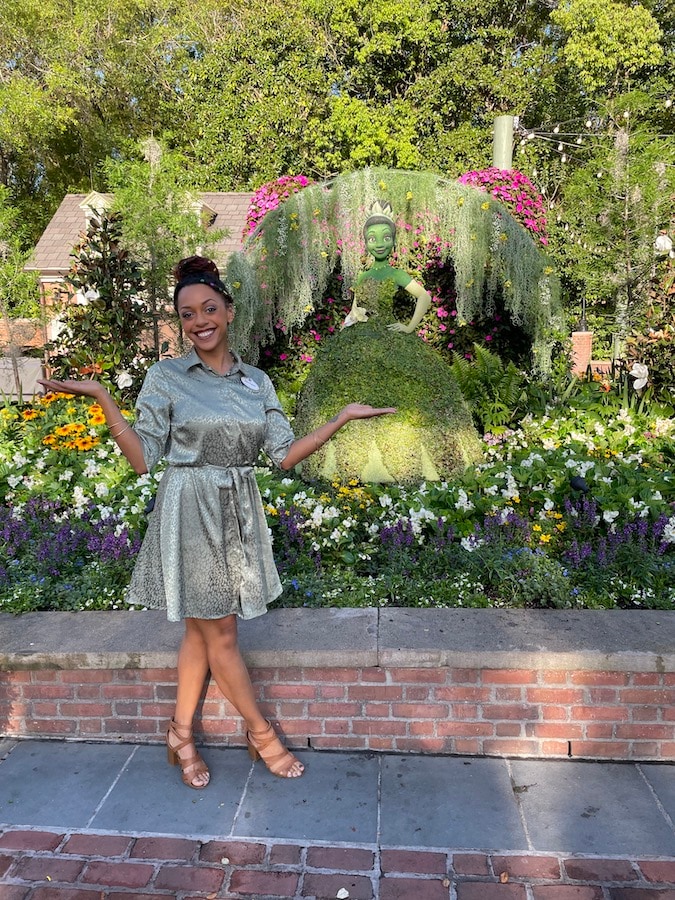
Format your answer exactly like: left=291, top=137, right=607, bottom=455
left=365, top=223, right=394, bottom=261
left=176, top=283, right=234, bottom=353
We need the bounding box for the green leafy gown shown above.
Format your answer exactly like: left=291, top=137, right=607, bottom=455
left=294, top=278, right=482, bottom=484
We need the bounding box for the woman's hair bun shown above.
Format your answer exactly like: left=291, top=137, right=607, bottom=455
left=173, top=256, right=220, bottom=283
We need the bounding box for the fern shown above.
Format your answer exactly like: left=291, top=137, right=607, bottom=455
left=450, top=344, right=527, bottom=432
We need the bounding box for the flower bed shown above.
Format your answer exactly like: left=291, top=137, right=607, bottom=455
left=1, top=391, right=674, bottom=612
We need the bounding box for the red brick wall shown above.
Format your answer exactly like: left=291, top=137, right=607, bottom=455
left=1, top=665, right=673, bottom=761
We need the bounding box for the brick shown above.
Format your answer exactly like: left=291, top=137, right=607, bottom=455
left=381, top=850, right=447, bottom=875
left=570, top=742, right=630, bottom=758
left=456, top=884, right=527, bottom=898
left=492, top=855, right=561, bottom=880
left=532, top=888, right=604, bottom=899
left=638, top=861, right=675, bottom=884
left=407, top=686, right=436, bottom=701
left=391, top=703, right=450, bottom=718
left=389, top=668, right=448, bottom=684
left=622, top=690, right=675, bottom=705
left=527, top=689, right=585, bottom=704
left=130, top=837, right=198, bottom=860
left=266, top=684, right=317, bottom=700
left=0, top=831, right=64, bottom=851
left=380, top=875, right=451, bottom=899
left=80, top=860, right=154, bottom=888
left=353, top=720, right=407, bottom=736
left=436, top=687, right=491, bottom=702
left=572, top=706, right=627, bottom=721
left=0, top=887, right=30, bottom=900
left=564, top=858, right=637, bottom=882
left=541, top=671, right=571, bottom=684
left=63, top=834, right=132, bottom=857
left=14, top=856, right=85, bottom=882
left=616, top=725, right=673, bottom=740
left=608, top=891, right=675, bottom=899
left=0, top=853, right=12, bottom=877
left=349, top=686, right=403, bottom=701
left=23, top=719, right=77, bottom=735
left=543, top=740, right=572, bottom=756
left=526, top=724, right=583, bottom=739
left=585, top=724, right=614, bottom=739
left=395, top=737, right=447, bottom=752
left=633, top=674, right=663, bottom=685
left=200, top=840, right=267, bottom=865
left=360, top=668, right=387, bottom=682
left=309, top=702, right=363, bottom=717
left=570, top=672, right=628, bottom=686
left=495, top=687, right=524, bottom=702
left=270, top=844, right=302, bottom=865
left=323, top=719, right=351, bottom=734
left=32, top=702, right=59, bottom=716
left=61, top=670, right=110, bottom=683
left=101, top=684, right=153, bottom=699
left=454, top=739, right=482, bottom=754
left=365, top=703, right=394, bottom=717
left=103, top=718, right=157, bottom=734
left=588, top=689, right=619, bottom=703
left=107, top=895, right=174, bottom=900
left=496, top=723, right=523, bottom=737
left=229, top=869, right=299, bottom=896
left=453, top=705, right=480, bottom=719
left=631, top=707, right=660, bottom=722
left=319, top=685, right=347, bottom=699
left=302, top=668, right=361, bottom=683
left=437, top=722, right=494, bottom=737
left=302, top=872, right=374, bottom=899
left=59, top=703, right=111, bottom=717
left=484, top=705, right=540, bottom=721
left=453, top=854, right=490, bottom=876
left=483, top=740, right=539, bottom=755
left=28, top=890, right=102, bottom=900
left=154, top=864, right=224, bottom=892
left=482, top=670, right=538, bottom=685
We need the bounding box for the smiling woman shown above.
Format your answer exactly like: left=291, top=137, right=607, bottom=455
left=37, top=255, right=395, bottom=793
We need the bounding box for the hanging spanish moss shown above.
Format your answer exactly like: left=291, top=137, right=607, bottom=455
left=226, top=167, right=564, bottom=372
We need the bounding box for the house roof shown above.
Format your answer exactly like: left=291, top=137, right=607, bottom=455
left=27, top=191, right=254, bottom=278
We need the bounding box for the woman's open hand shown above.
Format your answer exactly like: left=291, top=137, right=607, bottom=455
left=38, top=378, right=106, bottom=400
left=341, top=403, right=397, bottom=421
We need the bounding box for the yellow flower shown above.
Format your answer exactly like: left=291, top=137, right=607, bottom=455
left=232, top=281, right=241, bottom=289
left=22, top=408, right=41, bottom=420
left=539, top=533, right=552, bottom=543
left=532, top=524, right=542, bottom=532
left=481, top=201, right=490, bottom=210
left=512, top=496, right=520, bottom=504
left=457, top=197, right=464, bottom=206
left=499, top=233, right=508, bottom=242
left=378, top=181, right=387, bottom=191
left=406, top=191, right=413, bottom=201
left=556, top=523, right=566, bottom=532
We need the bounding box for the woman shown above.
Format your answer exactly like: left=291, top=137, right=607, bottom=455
left=39, top=255, right=395, bottom=788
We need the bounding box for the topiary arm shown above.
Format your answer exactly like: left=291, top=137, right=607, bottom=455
left=388, top=278, right=432, bottom=335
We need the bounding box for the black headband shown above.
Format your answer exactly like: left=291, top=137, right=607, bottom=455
left=173, top=274, right=231, bottom=305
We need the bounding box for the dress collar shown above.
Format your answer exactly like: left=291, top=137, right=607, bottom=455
left=183, top=347, right=244, bottom=377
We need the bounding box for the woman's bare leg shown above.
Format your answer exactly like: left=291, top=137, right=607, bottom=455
left=194, top=615, right=303, bottom=777
left=167, top=619, right=211, bottom=788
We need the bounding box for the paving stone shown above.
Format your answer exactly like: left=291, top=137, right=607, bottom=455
left=452, top=853, right=491, bottom=875
left=269, top=843, right=302, bottom=865
left=638, top=862, right=675, bottom=885
left=492, top=855, right=562, bottom=880
left=62, top=833, right=132, bottom=857
left=0, top=830, right=64, bottom=852
left=456, top=884, right=529, bottom=898
left=80, top=859, right=155, bottom=888
left=12, top=855, right=85, bottom=883
left=153, top=863, right=225, bottom=893
left=380, top=850, right=447, bottom=875
left=531, top=888, right=604, bottom=899
left=380, top=875, right=451, bottom=900
left=130, top=836, right=199, bottom=860
left=199, top=839, right=266, bottom=865
left=0, top=887, right=30, bottom=900
left=228, top=868, right=299, bottom=896
left=27, top=891, right=102, bottom=900
left=564, top=858, right=638, bottom=882
left=306, top=846, right=375, bottom=871
left=302, top=871, right=375, bottom=899
left=609, top=891, right=675, bottom=899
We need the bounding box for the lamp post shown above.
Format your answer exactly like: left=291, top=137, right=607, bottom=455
left=492, top=116, right=514, bottom=169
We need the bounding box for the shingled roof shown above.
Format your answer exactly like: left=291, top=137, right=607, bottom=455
left=27, top=191, right=254, bottom=279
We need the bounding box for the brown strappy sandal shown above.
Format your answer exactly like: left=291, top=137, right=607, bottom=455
left=166, top=719, right=210, bottom=790
left=246, top=720, right=304, bottom=778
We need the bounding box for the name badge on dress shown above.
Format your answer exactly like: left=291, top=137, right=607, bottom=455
left=241, top=376, right=260, bottom=392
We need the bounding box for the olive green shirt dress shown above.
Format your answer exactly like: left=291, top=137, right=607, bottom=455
left=126, top=349, right=295, bottom=622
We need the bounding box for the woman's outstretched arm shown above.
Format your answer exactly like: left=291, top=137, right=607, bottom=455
left=279, top=404, right=396, bottom=471
left=38, top=379, right=149, bottom=475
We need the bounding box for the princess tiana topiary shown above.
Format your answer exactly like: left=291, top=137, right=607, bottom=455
left=293, top=200, right=482, bottom=484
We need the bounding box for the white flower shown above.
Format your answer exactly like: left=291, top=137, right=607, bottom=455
left=379, top=494, right=393, bottom=508
left=455, top=489, right=474, bottom=512
left=95, top=482, right=109, bottom=498
left=59, top=469, right=74, bottom=482
left=115, top=370, right=134, bottom=389
left=7, top=475, right=21, bottom=488
left=629, top=362, right=649, bottom=391
left=663, top=517, right=675, bottom=544
left=603, top=510, right=619, bottom=524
